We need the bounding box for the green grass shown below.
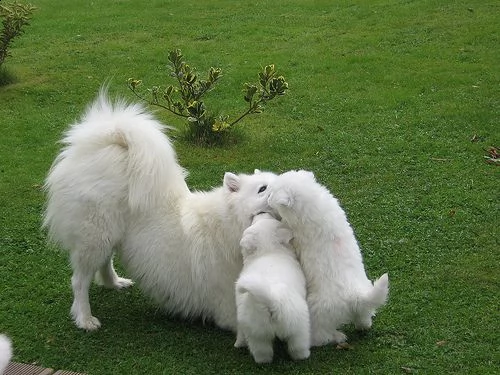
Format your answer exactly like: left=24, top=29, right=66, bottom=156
left=1, top=0, right=498, bottom=374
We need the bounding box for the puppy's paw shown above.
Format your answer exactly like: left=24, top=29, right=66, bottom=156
left=312, top=329, right=347, bottom=347
left=253, top=352, right=273, bottom=364
left=332, top=330, right=347, bottom=344
left=354, top=318, right=373, bottom=331
left=289, top=347, right=310, bottom=361
left=234, top=338, right=247, bottom=348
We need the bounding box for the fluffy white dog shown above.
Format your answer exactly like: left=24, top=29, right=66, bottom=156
left=235, top=213, right=310, bottom=363
left=43, top=90, right=277, bottom=331
left=268, top=170, right=389, bottom=346
left=0, top=335, right=12, bottom=375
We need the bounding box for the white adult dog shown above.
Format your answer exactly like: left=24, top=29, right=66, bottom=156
left=268, top=170, right=389, bottom=346
left=0, top=335, right=11, bottom=375
left=43, top=90, right=278, bottom=332
left=235, top=213, right=310, bottom=363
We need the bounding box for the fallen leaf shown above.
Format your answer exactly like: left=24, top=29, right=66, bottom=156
left=484, top=146, right=500, bottom=165
left=335, top=342, right=354, bottom=350
left=436, top=340, right=447, bottom=346
left=401, top=366, right=414, bottom=373
left=485, top=146, right=499, bottom=159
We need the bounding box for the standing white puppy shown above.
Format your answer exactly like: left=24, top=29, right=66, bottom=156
left=268, top=170, right=389, bottom=347
left=235, top=213, right=310, bottom=363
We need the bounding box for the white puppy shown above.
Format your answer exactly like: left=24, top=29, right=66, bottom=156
left=0, top=335, right=12, bottom=375
left=268, top=170, right=389, bottom=347
left=43, top=90, right=277, bottom=331
left=235, top=213, right=310, bottom=363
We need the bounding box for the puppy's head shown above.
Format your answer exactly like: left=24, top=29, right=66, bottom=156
left=268, top=170, right=316, bottom=215
left=240, top=213, right=292, bottom=257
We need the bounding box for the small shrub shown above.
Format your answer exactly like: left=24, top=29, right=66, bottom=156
left=128, top=49, right=288, bottom=145
left=0, top=1, right=36, bottom=70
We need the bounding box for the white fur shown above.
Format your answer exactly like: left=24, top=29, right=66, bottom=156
left=268, top=170, right=389, bottom=347
left=43, top=89, right=277, bottom=331
left=235, top=213, right=310, bottom=363
left=0, top=335, right=12, bottom=375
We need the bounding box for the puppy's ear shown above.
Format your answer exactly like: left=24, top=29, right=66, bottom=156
left=254, top=169, right=261, bottom=174
left=270, top=191, right=293, bottom=207
left=240, top=232, right=257, bottom=252
left=277, top=226, right=293, bottom=244
left=224, top=172, right=240, bottom=193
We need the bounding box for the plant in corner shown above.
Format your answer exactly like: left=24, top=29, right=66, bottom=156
left=0, top=1, right=36, bottom=85
left=128, top=49, right=288, bottom=145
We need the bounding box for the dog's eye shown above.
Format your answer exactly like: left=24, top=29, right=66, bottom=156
left=258, top=185, right=267, bottom=194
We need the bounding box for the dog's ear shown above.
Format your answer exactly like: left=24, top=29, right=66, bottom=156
left=254, top=169, right=261, bottom=174
left=224, top=172, right=240, bottom=193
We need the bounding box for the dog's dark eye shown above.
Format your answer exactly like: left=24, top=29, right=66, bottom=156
left=258, top=185, right=267, bottom=194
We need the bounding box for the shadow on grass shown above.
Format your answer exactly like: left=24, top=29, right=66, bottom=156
left=0, top=66, right=18, bottom=86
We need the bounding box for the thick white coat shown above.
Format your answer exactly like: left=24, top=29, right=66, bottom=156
left=43, top=91, right=277, bottom=331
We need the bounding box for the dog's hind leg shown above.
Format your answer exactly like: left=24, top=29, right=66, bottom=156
left=70, top=267, right=101, bottom=331
left=94, top=256, right=133, bottom=289
left=69, top=246, right=111, bottom=331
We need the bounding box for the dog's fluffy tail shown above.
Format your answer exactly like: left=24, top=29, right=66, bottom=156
left=43, top=88, right=189, bottom=247
left=67, top=89, right=187, bottom=210
left=0, top=335, right=12, bottom=375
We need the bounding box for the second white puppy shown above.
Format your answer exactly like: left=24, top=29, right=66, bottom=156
left=268, top=170, right=389, bottom=347
left=235, top=213, right=310, bottom=363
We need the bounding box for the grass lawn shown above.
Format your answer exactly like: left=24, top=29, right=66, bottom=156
left=0, top=0, right=498, bottom=374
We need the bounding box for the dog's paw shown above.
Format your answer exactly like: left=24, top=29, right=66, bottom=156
left=96, top=275, right=134, bottom=289
left=113, top=277, right=134, bottom=289
left=74, top=315, right=101, bottom=331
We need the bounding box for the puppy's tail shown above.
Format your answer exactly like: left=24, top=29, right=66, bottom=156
left=237, top=276, right=284, bottom=312
left=0, top=334, right=12, bottom=375
left=364, top=273, right=389, bottom=310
